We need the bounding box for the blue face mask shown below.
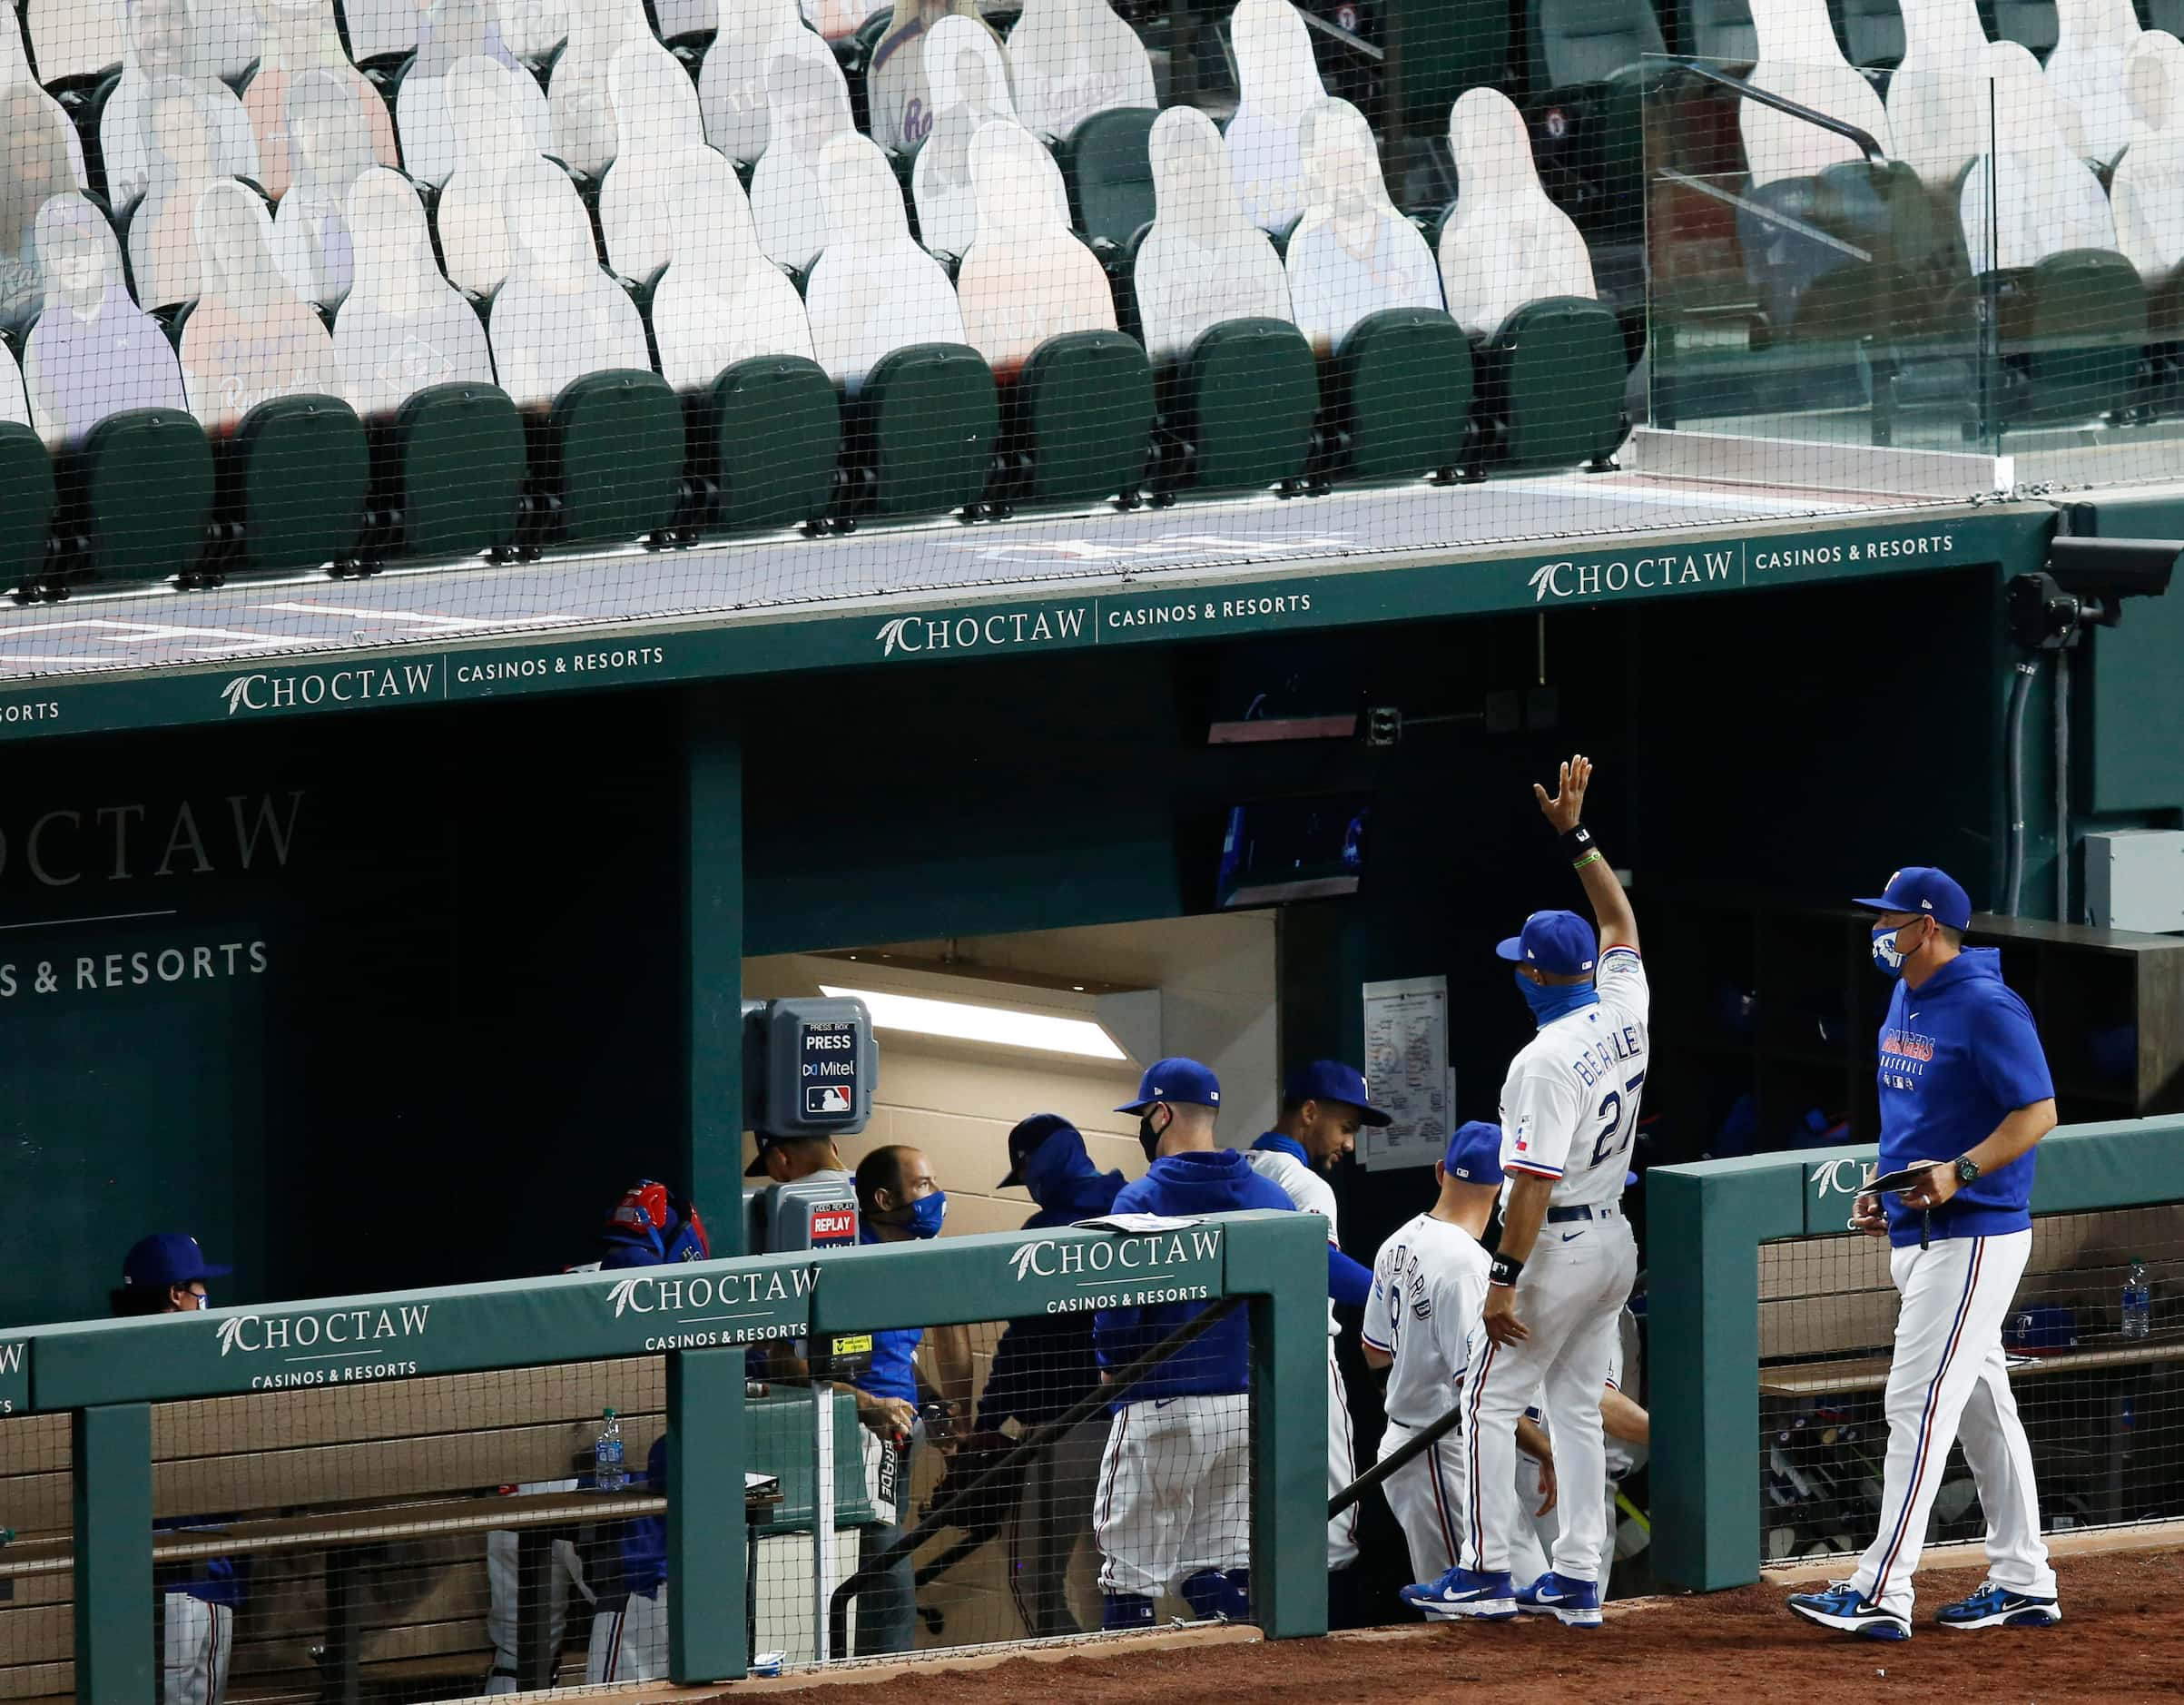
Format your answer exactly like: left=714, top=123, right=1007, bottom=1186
left=1515, top=967, right=1600, bottom=1027
left=906, top=1190, right=948, bottom=1240
left=1871, top=922, right=1910, bottom=978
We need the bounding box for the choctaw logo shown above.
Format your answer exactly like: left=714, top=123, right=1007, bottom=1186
left=1007, top=1228, right=1223, bottom=1281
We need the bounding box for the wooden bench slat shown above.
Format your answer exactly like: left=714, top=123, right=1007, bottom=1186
left=0, top=1661, right=68, bottom=1702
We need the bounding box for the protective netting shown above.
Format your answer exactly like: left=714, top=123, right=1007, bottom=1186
left=0, top=1411, right=72, bottom=1705
left=0, top=0, right=2070, bottom=663
left=1760, top=1205, right=2184, bottom=1567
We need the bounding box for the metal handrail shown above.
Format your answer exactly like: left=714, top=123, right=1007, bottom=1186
left=1677, top=60, right=1886, bottom=165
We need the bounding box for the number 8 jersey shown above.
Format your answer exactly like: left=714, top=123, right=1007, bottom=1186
left=1498, top=946, right=1649, bottom=1211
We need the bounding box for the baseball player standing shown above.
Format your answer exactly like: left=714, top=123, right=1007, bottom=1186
left=1403, top=754, right=1642, bottom=1628
left=1788, top=866, right=2061, bottom=1641
left=1094, top=1058, right=1296, bottom=1628
left=1363, top=1123, right=1558, bottom=1589
left=1244, top=1060, right=1387, bottom=1606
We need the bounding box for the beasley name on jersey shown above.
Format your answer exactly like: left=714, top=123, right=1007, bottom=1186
left=1500, top=947, right=1649, bottom=1206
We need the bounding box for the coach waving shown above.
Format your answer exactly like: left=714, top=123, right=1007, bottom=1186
left=1788, top=867, right=2061, bottom=1642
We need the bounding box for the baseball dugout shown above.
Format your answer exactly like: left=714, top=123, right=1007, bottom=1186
left=1650, top=1115, right=2184, bottom=1592
left=0, top=1208, right=1326, bottom=1704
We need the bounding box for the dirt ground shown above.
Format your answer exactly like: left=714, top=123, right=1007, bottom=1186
left=784, top=1547, right=2184, bottom=1705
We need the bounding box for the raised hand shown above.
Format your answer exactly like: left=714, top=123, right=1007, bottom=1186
left=1534, top=754, right=1593, bottom=834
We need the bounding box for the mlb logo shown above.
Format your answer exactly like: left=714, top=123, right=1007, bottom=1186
left=806, top=1084, right=852, bottom=1116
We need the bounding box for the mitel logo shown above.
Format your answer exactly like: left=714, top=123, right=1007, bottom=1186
left=877, top=606, right=1088, bottom=657
left=1008, top=1228, right=1224, bottom=1282
left=215, top=1304, right=431, bottom=1356
left=1528, top=548, right=1737, bottom=602
left=221, top=663, right=438, bottom=715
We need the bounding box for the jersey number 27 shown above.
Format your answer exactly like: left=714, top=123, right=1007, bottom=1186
left=1589, top=1071, right=1648, bottom=1168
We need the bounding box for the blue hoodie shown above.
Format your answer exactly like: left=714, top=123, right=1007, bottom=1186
left=600, top=1435, right=669, bottom=1608
left=1093, top=1149, right=1294, bottom=1401
left=1876, top=949, right=2053, bottom=1247
left=979, top=1128, right=1126, bottom=1433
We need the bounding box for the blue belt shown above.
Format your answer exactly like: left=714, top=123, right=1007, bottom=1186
left=1545, top=1204, right=1617, bottom=1224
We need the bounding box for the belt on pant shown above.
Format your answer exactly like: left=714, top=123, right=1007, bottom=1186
left=1546, top=1203, right=1618, bottom=1224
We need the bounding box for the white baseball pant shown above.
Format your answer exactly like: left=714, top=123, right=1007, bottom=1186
left=1509, top=1450, right=1617, bottom=1598
left=586, top=1585, right=670, bottom=1683
left=159, top=1592, right=231, bottom=1705
left=1375, top=1416, right=1468, bottom=1582
left=1095, top=1393, right=1252, bottom=1596
left=1462, top=1210, right=1636, bottom=1582
left=1847, top=1228, right=2054, bottom=1619
left=484, top=1526, right=586, bottom=1691
left=1327, top=1341, right=1360, bottom=1571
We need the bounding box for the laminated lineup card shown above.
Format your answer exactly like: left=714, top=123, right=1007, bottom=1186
left=1360, top=977, right=1453, bottom=1172
left=1281, top=97, right=1441, bottom=357
left=1438, top=86, right=1594, bottom=339
left=1961, top=39, right=2116, bottom=271
left=1740, top=0, right=1892, bottom=185
left=651, top=145, right=816, bottom=391
left=954, top=119, right=1116, bottom=378
left=25, top=193, right=188, bottom=445
left=180, top=179, right=342, bottom=431
left=806, top=133, right=963, bottom=391
left=911, top=15, right=1019, bottom=258
left=1005, top=0, right=1154, bottom=141
left=487, top=156, right=651, bottom=409
left=2115, top=33, right=2184, bottom=282
left=103, top=0, right=256, bottom=214
left=398, top=0, right=546, bottom=187
left=334, top=167, right=496, bottom=418
left=437, top=55, right=554, bottom=294
left=1135, top=104, right=1294, bottom=364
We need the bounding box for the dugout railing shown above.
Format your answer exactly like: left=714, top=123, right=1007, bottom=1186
left=1649, top=1114, right=2184, bottom=1592
left=0, top=1209, right=1326, bottom=1705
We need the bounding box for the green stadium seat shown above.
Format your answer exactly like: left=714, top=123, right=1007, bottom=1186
left=1525, top=0, right=1666, bottom=235
left=1156, top=316, right=1319, bottom=495
left=221, top=395, right=369, bottom=576
left=692, top=355, right=842, bottom=532
left=1325, top=307, right=1474, bottom=482
left=376, top=382, right=527, bottom=564
left=1001, top=330, right=1154, bottom=506
left=1987, top=0, right=2058, bottom=58
left=1389, top=0, right=1512, bottom=128
left=0, top=423, right=54, bottom=596
left=1999, top=249, right=2150, bottom=426
left=1061, top=108, right=1157, bottom=251
left=526, top=370, right=685, bottom=549
left=1833, top=0, right=1905, bottom=67
left=63, top=408, right=212, bottom=586
left=1477, top=295, right=1628, bottom=469
left=848, top=342, right=998, bottom=518
left=1680, top=0, right=1756, bottom=63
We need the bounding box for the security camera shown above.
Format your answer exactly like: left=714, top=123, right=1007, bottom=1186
left=2009, top=537, right=2179, bottom=650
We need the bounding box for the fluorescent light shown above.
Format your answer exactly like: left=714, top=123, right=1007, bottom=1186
left=819, top=984, right=1127, bottom=1059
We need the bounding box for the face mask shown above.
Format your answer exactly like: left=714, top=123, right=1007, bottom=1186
left=906, top=1190, right=947, bottom=1240
left=1515, top=968, right=1600, bottom=1027
left=1872, top=922, right=1913, bottom=978
left=1137, top=1111, right=1166, bottom=1164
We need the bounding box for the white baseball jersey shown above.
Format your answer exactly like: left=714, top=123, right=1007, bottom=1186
left=1363, top=1212, right=1490, bottom=1427
left=1245, top=1145, right=1339, bottom=1335
left=1500, top=945, right=1649, bottom=1209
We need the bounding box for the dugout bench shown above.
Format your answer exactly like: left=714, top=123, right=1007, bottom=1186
left=0, top=1364, right=871, bottom=1702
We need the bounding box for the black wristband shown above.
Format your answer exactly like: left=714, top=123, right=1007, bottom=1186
left=1560, top=825, right=1595, bottom=862
left=1489, top=1253, right=1523, bottom=1288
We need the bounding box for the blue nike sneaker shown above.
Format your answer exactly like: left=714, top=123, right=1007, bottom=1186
left=1933, top=1582, right=2062, bottom=1630
left=1786, top=1582, right=1911, bottom=1641
left=1516, top=1571, right=1602, bottom=1628
left=1399, top=1565, right=1518, bottom=1621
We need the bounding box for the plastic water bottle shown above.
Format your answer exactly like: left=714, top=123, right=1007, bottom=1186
left=595, top=1408, right=628, bottom=1492
left=2121, top=1260, right=2151, bottom=1341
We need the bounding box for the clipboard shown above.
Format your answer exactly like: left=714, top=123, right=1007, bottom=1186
left=1867, top=1162, right=1948, bottom=1196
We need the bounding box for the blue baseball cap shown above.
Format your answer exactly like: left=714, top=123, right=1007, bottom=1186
left=1284, top=1059, right=1392, bottom=1127
left=999, top=1113, right=1078, bottom=1188
left=1117, top=1057, right=1221, bottom=1114
left=1854, top=866, right=1972, bottom=931
left=1494, top=909, right=1598, bottom=976
left=122, top=1233, right=231, bottom=1290
left=1443, top=1121, right=1505, bottom=1185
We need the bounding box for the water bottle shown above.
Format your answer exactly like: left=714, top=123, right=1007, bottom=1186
left=595, top=1407, right=628, bottom=1492
left=2121, top=1260, right=2151, bottom=1341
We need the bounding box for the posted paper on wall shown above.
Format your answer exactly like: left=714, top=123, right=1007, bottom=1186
left=1360, top=975, right=1453, bottom=1170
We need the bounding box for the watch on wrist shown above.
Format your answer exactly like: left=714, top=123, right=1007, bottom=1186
left=1953, top=1156, right=1982, bottom=1186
